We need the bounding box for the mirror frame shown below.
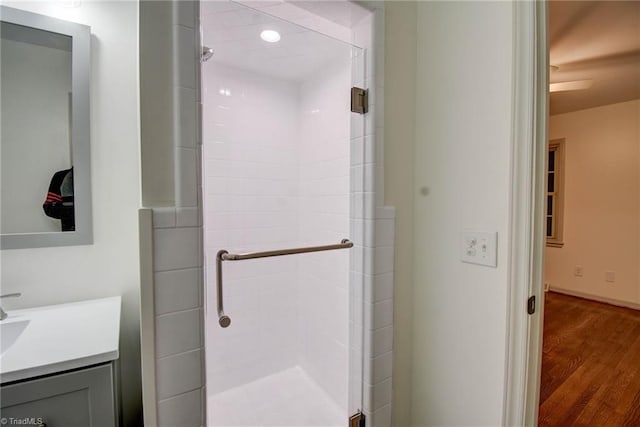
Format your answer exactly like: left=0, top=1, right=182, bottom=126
left=1, top=6, right=92, bottom=249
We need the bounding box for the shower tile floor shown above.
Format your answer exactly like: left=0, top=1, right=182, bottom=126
left=208, top=366, right=345, bottom=427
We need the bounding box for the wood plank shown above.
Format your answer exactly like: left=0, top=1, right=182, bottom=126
left=538, top=292, right=640, bottom=425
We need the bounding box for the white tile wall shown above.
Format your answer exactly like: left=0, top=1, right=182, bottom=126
left=153, top=207, right=177, bottom=229
left=202, top=48, right=356, bottom=419
left=370, top=404, right=392, bottom=427
left=202, top=63, right=303, bottom=395
left=150, top=2, right=206, bottom=426
left=156, top=349, right=204, bottom=401
left=154, top=268, right=201, bottom=315
left=364, top=377, right=392, bottom=413
left=176, top=206, right=200, bottom=227
left=350, top=5, right=396, bottom=426
left=366, top=325, right=393, bottom=359
left=298, top=57, right=352, bottom=410
left=176, top=147, right=198, bottom=207
left=154, top=227, right=201, bottom=272
left=174, top=25, right=196, bottom=90
left=157, top=389, right=203, bottom=427
left=156, top=308, right=203, bottom=358
left=176, top=87, right=198, bottom=150
left=175, top=0, right=197, bottom=28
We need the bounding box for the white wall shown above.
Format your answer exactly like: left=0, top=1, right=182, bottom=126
left=410, top=2, right=513, bottom=425
left=1, top=38, right=71, bottom=233
left=546, top=99, right=640, bottom=305
left=0, top=2, right=142, bottom=425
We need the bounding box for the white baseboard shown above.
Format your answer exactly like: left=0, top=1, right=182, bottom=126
left=549, top=286, right=640, bottom=311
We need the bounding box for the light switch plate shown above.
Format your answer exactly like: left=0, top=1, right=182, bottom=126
left=460, top=231, right=498, bottom=267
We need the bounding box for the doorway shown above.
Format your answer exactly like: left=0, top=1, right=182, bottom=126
left=538, top=1, right=640, bottom=424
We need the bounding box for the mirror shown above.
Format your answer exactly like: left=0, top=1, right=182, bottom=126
left=0, top=6, right=92, bottom=249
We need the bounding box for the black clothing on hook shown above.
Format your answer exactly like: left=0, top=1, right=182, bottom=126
left=43, top=168, right=75, bottom=231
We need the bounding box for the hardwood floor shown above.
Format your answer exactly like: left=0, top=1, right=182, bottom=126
left=538, top=292, right=640, bottom=426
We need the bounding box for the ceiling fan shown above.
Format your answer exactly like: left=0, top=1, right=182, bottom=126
left=549, top=65, right=593, bottom=93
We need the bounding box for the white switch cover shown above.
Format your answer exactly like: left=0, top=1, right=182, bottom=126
left=460, top=231, right=498, bottom=267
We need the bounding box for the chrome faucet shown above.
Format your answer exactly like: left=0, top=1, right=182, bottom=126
left=0, top=293, right=21, bottom=320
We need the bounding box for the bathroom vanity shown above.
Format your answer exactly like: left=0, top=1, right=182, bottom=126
left=0, top=297, right=121, bottom=426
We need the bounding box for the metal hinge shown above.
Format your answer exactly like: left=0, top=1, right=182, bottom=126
left=527, top=295, right=536, bottom=315
left=351, top=87, right=368, bottom=114
left=349, top=410, right=366, bottom=427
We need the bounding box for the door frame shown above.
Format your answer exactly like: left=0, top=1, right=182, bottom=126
left=503, top=1, right=548, bottom=426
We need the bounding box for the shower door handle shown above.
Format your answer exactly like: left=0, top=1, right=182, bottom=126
left=215, top=239, right=353, bottom=328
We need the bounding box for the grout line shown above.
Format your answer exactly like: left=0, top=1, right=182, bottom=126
left=363, top=377, right=392, bottom=389
left=153, top=225, right=202, bottom=231
left=174, top=23, right=196, bottom=31
left=156, top=306, right=202, bottom=319
left=156, top=347, right=203, bottom=362
left=372, top=403, right=392, bottom=414
left=351, top=321, right=394, bottom=334
left=157, top=385, right=205, bottom=405
left=154, top=266, right=202, bottom=274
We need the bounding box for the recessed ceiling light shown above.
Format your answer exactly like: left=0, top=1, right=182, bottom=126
left=260, top=30, right=281, bottom=43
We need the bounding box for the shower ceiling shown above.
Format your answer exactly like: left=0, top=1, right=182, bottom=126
left=201, top=1, right=354, bottom=82
left=288, top=1, right=371, bottom=28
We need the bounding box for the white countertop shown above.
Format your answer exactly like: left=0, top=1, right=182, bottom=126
left=0, top=296, right=121, bottom=384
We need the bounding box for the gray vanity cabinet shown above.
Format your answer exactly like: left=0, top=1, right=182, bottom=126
left=0, top=363, right=117, bottom=427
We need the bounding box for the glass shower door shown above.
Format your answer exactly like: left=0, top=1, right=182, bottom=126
left=201, top=2, right=366, bottom=425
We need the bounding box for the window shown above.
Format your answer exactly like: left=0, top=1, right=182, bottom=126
left=547, top=139, right=565, bottom=247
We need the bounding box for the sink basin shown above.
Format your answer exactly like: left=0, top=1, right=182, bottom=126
left=0, top=297, right=120, bottom=384
left=1, top=319, right=30, bottom=355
